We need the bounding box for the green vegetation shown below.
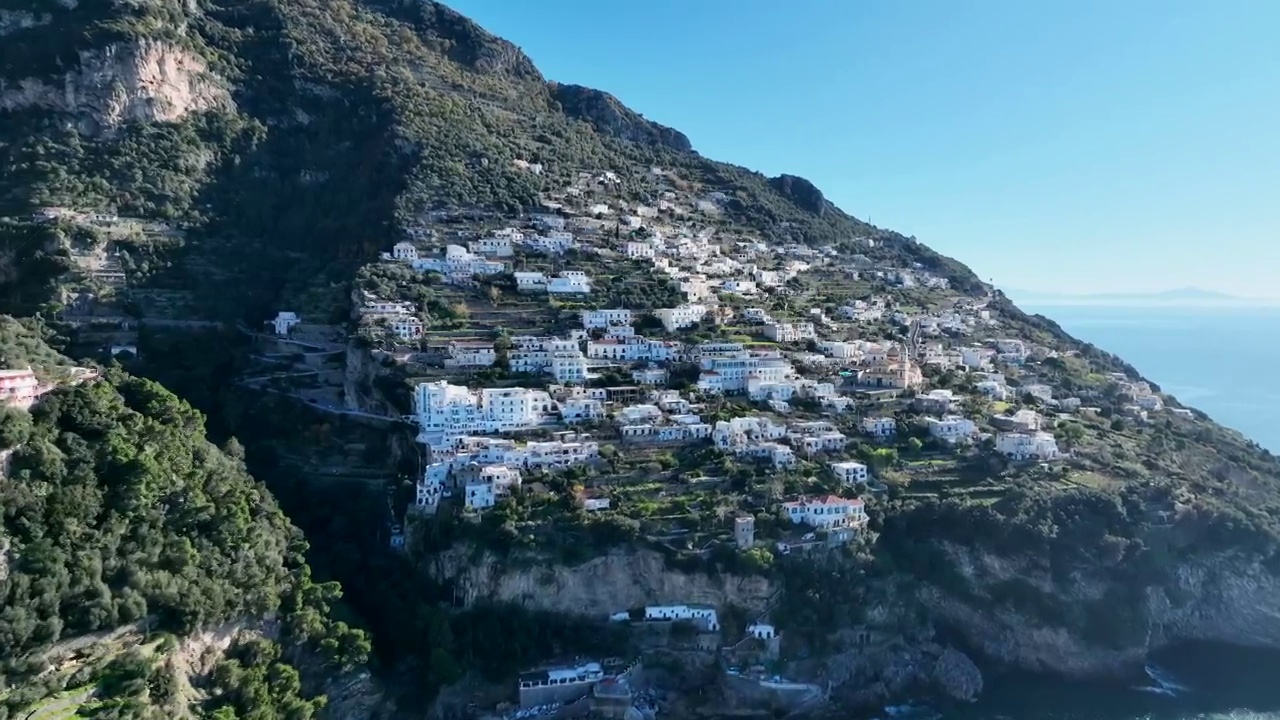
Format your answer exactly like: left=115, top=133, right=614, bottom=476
left=0, top=321, right=368, bottom=716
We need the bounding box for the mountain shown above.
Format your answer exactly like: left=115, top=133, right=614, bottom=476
left=2, top=1, right=1280, bottom=716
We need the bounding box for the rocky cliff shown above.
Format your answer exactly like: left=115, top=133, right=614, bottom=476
left=920, top=542, right=1280, bottom=677
left=426, top=545, right=775, bottom=617
left=0, top=41, right=232, bottom=136
left=552, top=83, right=694, bottom=152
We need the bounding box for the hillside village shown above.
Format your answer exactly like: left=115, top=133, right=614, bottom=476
left=254, top=164, right=1190, bottom=712
left=10, top=158, right=1207, bottom=716
left=312, top=164, right=1177, bottom=527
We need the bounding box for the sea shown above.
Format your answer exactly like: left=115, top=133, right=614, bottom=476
left=1024, top=303, right=1280, bottom=452
left=893, top=304, right=1280, bottom=720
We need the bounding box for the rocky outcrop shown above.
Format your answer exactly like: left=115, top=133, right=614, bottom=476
left=426, top=546, right=775, bottom=616
left=173, top=620, right=395, bottom=720
left=932, top=646, right=982, bottom=702
left=768, top=174, right=827, bottom=215
left=552, top=83, right=693, bottom=152
left=921, top=542, right=1280, bottom=678
left=0, top=9, right=51, bottom=36
left=406, top=1, right=544, bottom=81
left=0, top=41, right=232, bottom=136
left=823, top=641, right=981, bottom=709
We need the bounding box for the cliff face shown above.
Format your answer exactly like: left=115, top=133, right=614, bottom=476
left=922, top=543, right=1280, bottom=677
left=0, top=40, right=232, bottom=136
left=552, top=83, right=694, bottom=152
left=427, top=546, right=776, bottom=616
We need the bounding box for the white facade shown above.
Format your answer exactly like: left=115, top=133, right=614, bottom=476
left=654, top=304, right=707, bottom=331
left=559, top=397, right=604, bottom=423
left=468, top=236, right=514, bottom=257
left=782, top=495, right=868, bottom=530
left=581, top=308, right=633, bottom=328
left=444, top=341, right=496, bottom=368
left=640, top=605, right=720, bottom=632
left=830, top=461, right=869, bottom=485
left=391, top=316, right=424, bottom=340
left=927, top=416, right=978, bottom=443
left=514, top=272, right=548, bottom=291
left=509, top=337, right=579, bottom=374
left=549, top=351, right=590, bottom=384
left=996, top=431, right=1061, bottom=461
left=817, top=340, right=858, bottom=359
left=721, top=279, right=757, bottom=295
left=547, top=272, right=592, bottom=294
left=412, top=245, right=505, bottom=277
left=391, top=242, right=418, bottom=261
left=412, top=382, right=554, bottom=441
left=862, top=416, right=897, bottom=439
left=698, top=354, right=794, bottom=394
left=271, top=311, right=300, bottom=336
left=763, top=322, right=817, bottom=343
left=624, top=241, right=657, bottom=259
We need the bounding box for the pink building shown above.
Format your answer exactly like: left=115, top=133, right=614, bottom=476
left=0, top=369, right=39, bottom=410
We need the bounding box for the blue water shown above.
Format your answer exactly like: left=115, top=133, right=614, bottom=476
left=1022, top=304, right=1280, bottom=452
left=916, top=643, right=1280, bottom=720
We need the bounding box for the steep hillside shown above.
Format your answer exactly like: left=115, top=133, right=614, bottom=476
left=0, top=319, right=382, bottom=718
left=2, top=0, right=1280, bottom=714
left=0, top=0, right=982, bottom=321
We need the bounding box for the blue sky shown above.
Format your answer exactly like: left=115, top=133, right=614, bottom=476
left=447, top=1, right=1280, bottom=297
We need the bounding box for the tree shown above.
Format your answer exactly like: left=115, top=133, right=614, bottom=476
left=0, top=407, right=33, bottom=449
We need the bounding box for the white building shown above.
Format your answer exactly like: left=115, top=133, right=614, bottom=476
left=549, top=351, right=590, bottom=384
left=698, top=354, right=794, bottom=394
left=817, top=340, right=858, bottom=359
left=830, top=461, right=869, bottom=485
left=914, top=389, right=958, bottom=414
left=609, top=605, right=720, bottom=632
left=390, top=315, right=424, bottom=340
left=782, top=495, right=868, bottom=530
left=514, top=271, right=548, bottom=292
left=927, top=416, right=978, bottom=444
left=654, top=304, right=707, bottom=332
left=861, top=416, right=897, bottom=439
left=391, top=241, right=418, bottom=261
left=412, top=382, right=554, bottom=441
left=444, top=341, right=496, bottom=368
left=581, top=308, right=633, bottom=328
left=559, top=397, right=604, bottom=423
left=412, top=244, right=505, bottom=277
left=547, top=271, right=592, bottom=294
left=995, top=431, right=1061, bottom=461
left=271, top=311, right=300, bottom=336
left=624, top=241, right=657, bottom=259
left=468, top=236, right=514, bottom=257
left=508, top=336, right=579, bottom=374
left=763, top=322, right=817, bottom=343
left=743, top=308, right=773, bottom=324
left=721, top=279, right=757, bottom=295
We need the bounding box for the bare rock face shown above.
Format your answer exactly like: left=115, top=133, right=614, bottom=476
left=428, top=546, right=776, bottom=616
left=921, top=542, right=1280, bottom=678
left=0, top=41, right=233, bottom=136
left=551, top=83, right=693, bottom=153
left=932, top=646, right=983, bottom=702
left=0, top=9, right=52, bottom=36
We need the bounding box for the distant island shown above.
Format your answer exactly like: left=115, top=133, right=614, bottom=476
left=1003, top=286, right=1280, bottom=307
